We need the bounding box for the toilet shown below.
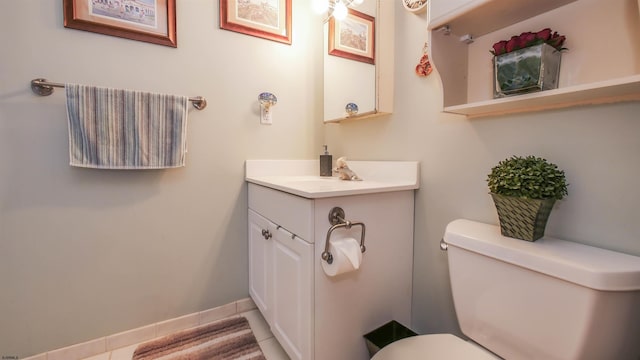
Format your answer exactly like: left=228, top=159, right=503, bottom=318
left=373, top=219, right=640, bottom=360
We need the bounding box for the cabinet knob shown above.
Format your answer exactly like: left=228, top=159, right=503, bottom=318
left=261, top=229, right=272, bottom=240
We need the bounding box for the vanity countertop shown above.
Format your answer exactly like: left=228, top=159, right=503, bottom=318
left=245, top=160, right=420, bottom=199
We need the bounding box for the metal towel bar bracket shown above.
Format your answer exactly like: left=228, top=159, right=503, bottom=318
left=321, top=207, right=366, bottom=264
left=30, top=78, right=207, bottom=110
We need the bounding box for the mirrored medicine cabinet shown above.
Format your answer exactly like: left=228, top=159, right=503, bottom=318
left=323, top=0, right=394, bottom=123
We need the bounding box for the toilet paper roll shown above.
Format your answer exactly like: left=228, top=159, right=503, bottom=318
left=322, top=237, right=363, bottom=277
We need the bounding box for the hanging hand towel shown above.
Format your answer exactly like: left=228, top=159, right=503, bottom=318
left=65, top=84, right=189, bottom=169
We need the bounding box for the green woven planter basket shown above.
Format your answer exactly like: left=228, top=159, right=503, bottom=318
left=490, top=193, right=556, bottom=241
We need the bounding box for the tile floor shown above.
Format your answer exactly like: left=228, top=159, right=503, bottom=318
left=79, top=309, right=290, bottom=360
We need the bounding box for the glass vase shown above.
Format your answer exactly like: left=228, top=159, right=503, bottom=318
left=493, top=43, right=561, bottom=98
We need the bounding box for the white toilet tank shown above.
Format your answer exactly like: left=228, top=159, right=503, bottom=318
left=443, top=219, right=640, bottom=360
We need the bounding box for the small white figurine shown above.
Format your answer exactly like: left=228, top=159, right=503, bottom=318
left=333, top=157, right=362, bottom=181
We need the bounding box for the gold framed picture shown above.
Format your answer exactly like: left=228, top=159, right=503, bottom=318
left=220, top=0, right=292, bottom=45
left=63, top=0, right=177, bottom=47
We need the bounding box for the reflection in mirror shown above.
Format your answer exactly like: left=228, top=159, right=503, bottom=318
left=323, top=1, right=377, bottom=122
left=313, top=0, right=366, bottom=21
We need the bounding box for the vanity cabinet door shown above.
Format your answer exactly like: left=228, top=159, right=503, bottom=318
left=248, top=210, right=275, bottom=323
left=271, top=226, right=313, bottom=360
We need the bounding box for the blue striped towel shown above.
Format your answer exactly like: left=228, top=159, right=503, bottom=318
left=65, top=84, right=189, bottom=169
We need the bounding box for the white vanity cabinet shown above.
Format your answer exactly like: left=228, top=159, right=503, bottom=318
left=248, top=197, right=313, bottom=360
left=247, top=161, right=417, bottom=360
left=270, top=224, right=313, bottom=359
left=248, top=210, right=273, bottom=321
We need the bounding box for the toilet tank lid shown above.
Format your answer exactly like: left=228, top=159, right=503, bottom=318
left=443, top=219, right=640, bottom=291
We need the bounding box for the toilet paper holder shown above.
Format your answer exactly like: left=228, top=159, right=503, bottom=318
left=322, top=207, right=366, bottom=264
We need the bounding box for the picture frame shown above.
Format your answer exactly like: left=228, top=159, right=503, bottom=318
left=328, top=9, right=375, bottom=65
left=220, top=0, right=292, bottom=45
left=63, top=0, right=177, bottom=47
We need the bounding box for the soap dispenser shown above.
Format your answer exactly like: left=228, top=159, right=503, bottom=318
left=320, top=145, right=332, bottom=177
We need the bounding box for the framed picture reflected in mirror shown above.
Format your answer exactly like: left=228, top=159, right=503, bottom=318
left=329, top=9, right=375, bottom=64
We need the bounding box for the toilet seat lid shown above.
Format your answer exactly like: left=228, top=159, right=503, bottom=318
left=372, top=334, right=500, bottom=360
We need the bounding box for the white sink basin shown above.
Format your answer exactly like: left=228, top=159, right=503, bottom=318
left=245, top=160, right=419, bottom=198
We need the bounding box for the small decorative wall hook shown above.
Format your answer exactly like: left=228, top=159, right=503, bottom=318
left=415, top=42, right=433, bottom=77
left=258, top=92, right=277, bottom=124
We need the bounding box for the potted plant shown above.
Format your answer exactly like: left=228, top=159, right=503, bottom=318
left=491, top=28, right=567, bottom=98
left=487, top=155, right=568, bottom=241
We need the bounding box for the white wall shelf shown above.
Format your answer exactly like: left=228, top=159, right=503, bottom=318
left=428, top=0, right=640, bottom=119
left=428, top=0, right=578, bottom=38
left=445, top=75, right=640, bottom=118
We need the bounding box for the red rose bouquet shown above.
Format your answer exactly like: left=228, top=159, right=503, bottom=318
left=491, top=28, right=567, bottom=56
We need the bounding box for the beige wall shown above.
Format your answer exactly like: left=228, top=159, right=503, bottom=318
left=0, top=1, right=323, bottom=357
left=325, top=1, right=640, bottom=336
left=2, top=0, right=640, bottom=357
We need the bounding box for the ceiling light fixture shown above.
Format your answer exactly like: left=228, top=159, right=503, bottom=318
left=314, top=0, right=364, bottom=22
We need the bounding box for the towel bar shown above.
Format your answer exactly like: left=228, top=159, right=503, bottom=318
left=30, top=78, right=207, bottom=110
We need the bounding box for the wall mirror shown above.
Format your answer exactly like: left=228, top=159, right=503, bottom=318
left=322, top=0, right=394, bottom=123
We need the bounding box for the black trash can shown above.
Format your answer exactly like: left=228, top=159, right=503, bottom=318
left=363, top=320, right=418, bottom=358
